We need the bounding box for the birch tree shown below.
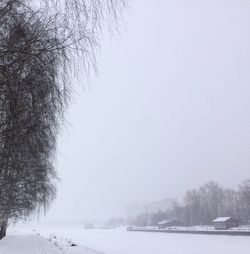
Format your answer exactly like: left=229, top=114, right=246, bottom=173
left=0, top=0, right=127, bottom=239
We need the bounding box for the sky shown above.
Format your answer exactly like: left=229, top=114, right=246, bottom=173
left=40, top=0, right=250, bottom=222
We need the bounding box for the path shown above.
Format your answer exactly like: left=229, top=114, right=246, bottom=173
left=0, top=234, right=61, bottom=254
left=0, top=233, right=105, bottom=254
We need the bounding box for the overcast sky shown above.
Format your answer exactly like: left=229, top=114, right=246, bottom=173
left=41, top=0, right=250, bottom=222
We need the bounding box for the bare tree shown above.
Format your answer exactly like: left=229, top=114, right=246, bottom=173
left=221, top=189, right=240, bottom=220
left=238, top=179, right=250, bottom=223
left=199, top=181, right=224, bottom=224
left=184, top=189, right=203, bottom=226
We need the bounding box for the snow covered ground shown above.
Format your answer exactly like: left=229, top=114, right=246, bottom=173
left=32, top=225, right=250, bottom=254
left=0, top=234, right=61, bottom=254
left=0, top=229, right=103, bottom=254
left=1, top=225, right=250, bottom=254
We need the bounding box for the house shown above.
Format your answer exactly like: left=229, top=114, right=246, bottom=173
left=213, top=217, right=239, bottom=230
left=157, top=219, right=183, bottom=229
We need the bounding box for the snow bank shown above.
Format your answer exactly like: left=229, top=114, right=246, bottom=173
left=0, top=234, right=61, bottom=254
left=0, top=231, right=103, bottom=254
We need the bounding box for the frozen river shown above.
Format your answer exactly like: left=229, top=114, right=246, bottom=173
left=36, top=226, right=250, bottom=254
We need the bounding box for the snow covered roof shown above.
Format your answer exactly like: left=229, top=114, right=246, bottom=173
left=158, top=219, right=175, bottom=225
left=213, top=217, right=232, bottom=222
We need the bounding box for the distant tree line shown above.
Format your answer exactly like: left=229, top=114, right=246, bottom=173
left=105, top=217, right=125, bottom=228
left=131, top=179, right=250, bottom=227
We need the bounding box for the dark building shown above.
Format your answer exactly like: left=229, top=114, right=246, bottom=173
left=157, top=219, right=183, bottom=229
left=213, top=217, right=239, bottom=230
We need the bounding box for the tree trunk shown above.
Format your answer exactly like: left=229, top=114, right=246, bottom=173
left=0, top=221, right=7, bottom=240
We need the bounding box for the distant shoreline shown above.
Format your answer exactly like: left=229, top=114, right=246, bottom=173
left=127, top=227, right=250, bottom=236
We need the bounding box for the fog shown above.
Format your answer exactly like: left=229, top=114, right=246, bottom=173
left=43, top=0, right=250, bottom=222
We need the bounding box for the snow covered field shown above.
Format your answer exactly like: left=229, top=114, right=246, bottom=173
left=30, top=226, right=250, bottom=254
left=1, top=225, right=250, bottom=254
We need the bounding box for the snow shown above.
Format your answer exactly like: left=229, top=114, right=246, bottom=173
left=0, top=234, right=61, bottom=254
left=129, top=225, right=250, bottom=233
left=33, top=225, right=250, bottom=254
left=157, top=220, right=172, bottom=225
left=213, top=217, right=232, bottom=222
left=1, top=225, right=250, bottom=254
left=0, top=231, right=103, bottom=254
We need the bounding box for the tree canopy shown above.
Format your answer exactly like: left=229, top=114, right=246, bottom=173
left=0, top=0, right=127, bottom=239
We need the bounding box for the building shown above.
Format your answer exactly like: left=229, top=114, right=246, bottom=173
left=213, top=217, right=239, bottom=230
left=157, top=219, right=183, bottom=229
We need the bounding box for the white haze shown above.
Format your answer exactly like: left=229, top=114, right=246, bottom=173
left=40, top=0, right=250, bottom=222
